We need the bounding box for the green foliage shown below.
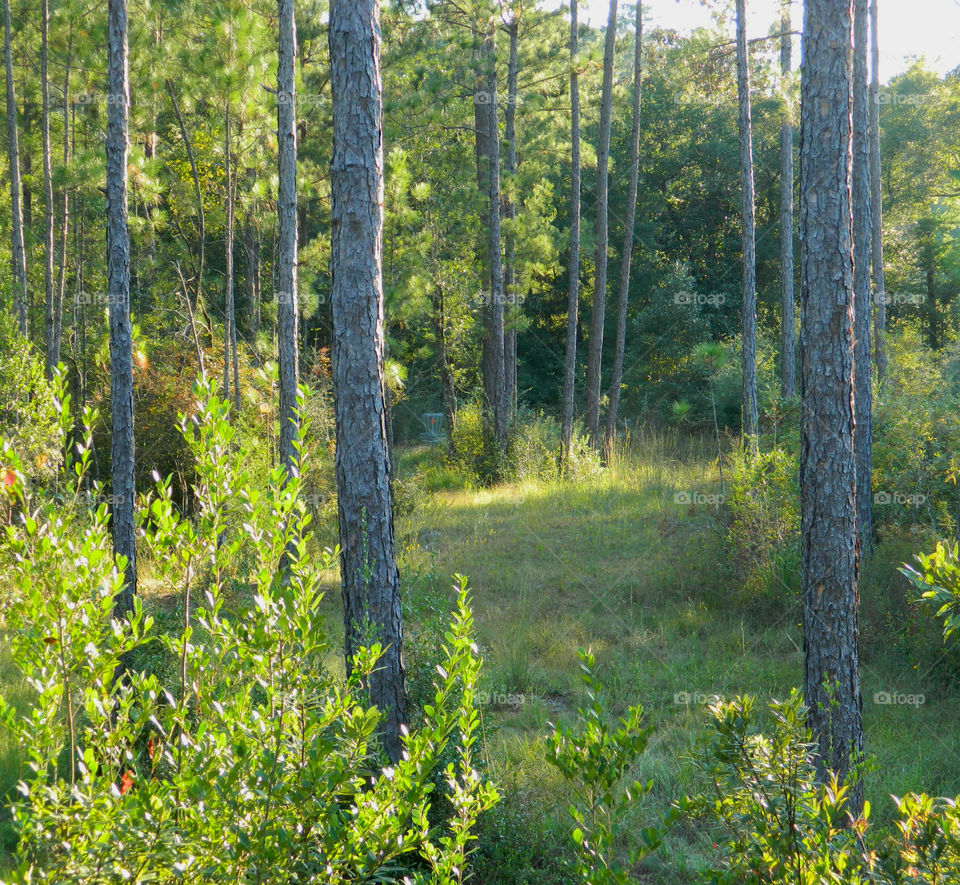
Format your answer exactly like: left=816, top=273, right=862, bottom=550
left=902, top=540, right=960, bottom=642
left=0, top=379, right=497, bottom=883
left=546, top=650, right=664, bottom=884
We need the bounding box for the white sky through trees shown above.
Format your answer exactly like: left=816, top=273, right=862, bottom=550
left=570, top=0, right=959, bottom=79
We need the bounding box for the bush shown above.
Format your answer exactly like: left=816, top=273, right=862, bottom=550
left=0, top=379, right=497, bottom=883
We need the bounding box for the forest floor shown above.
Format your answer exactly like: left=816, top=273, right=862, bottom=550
left=3, top=435, right=960, bottom=881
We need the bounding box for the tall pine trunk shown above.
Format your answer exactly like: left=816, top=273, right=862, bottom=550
left=853, top=0, right=873, bottom=552
left=54, top=41, right=72, bottom=365
left=329, top=0, right=406, bottom=763
left=560, top=0, right=581, bottom=464
left=735, top=0, right=758, bottom=443
left=503, top=16, right=519, bottom=422
left=474, top=32, right=506, bottom=451
left=583, top=0, right=617, bottom=444
left=605, top=1, right=642, bottom=446
left=277, top=0, right=300, bottom=473
left=42, top=0, right=56, bottom=376
left=799, top=0, right=863, bottom=814
left=869, top=0, right=886, bottom=383
left=779, top=0, right=796, bottom=398
left=107, top=0, right=137, bottom=615
left=4, top=0, right=26, bottom=335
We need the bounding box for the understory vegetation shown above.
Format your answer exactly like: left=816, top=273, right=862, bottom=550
left=3, top=321, right=960, bottom=882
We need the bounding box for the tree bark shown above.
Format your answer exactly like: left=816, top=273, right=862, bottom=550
left=41, top=0, right=56, bottom=376
left=503, top=15, right=519, bottom=422
left=329, top=0, right=406, bottom=763
left=868, top=0, right=886, bottom=383
left=277, top=0, right=300, bottom=473
left=560, top=0, right=581, bottom=464
left=605, top=1, right=642, bottom=446
left=474, top=31, right=506, bottom=451
left=779, top=0, right=796, bottom=398
left=54, top=40, right=72, bottom=367
left=4, top=0, right=27, bottom=335
left=584, top=0, right=617, bottom=445
left=735, top=0, right=758, bottom=443
left=799, top=0, right=863, bottom=814
left=223, top=106, right=240, bottom=412
left=107, top=0, right=137, bottom=615
left=853, top=0, right=873, bottom=552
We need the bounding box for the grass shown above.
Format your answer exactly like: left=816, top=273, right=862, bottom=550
left=2, top=430, right=960, bottom=881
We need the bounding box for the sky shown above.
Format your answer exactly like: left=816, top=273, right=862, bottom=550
left=575, top=0, right=960, bottom=80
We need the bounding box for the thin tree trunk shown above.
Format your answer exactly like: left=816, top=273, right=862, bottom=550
left=329, top=0, right=406, bottom=762
left=779, top=0, right=796, bottom=398
left=869, top=0, right=887, bottom=383
left=223, top=106, right=239, bottom=412
left=735, top=0, right=758, bottom=444
left=277, top=0, right=300, bottom=474
left=853, top=0, right=873, bottom=552
left=166, top=79, right=205, bottom=314
left=4, top=0, right=26, bottom=335
left=503, top=15, right=519, bottom=422
left=41, top=0, right=56, bottom=376
left=474, top=32, right=506, bottom=451
left=560, top=0, right=581, bottom=465
left=54, top=40, right=72, bottom=367
left=431, top=282, right=457, bottom=453
left=799, top=0, right=863, bottom=814
left=584, top=0, right=617, bottom=445
left=107, top=0, right=137, bottom=614
left=605, top=1, right=643, bottom=446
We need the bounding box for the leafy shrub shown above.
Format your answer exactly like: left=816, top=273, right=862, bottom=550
left=448, top=399, right=499, bottom=484
left=0, top=379, right=497, bottom=883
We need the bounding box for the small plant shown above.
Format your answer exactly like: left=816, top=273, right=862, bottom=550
left=545, top=649, right=664, bottom=884
left=901, top=540, right=960, bottom=641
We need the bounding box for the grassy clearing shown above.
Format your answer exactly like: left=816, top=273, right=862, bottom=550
left=2, top=431, right=959, bottom=881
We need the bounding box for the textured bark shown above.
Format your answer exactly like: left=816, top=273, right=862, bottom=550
left=735, top=0, right=758, bottom=443
left=853, top=0, right=872, bottom=551
left=277, top=0, right=300, bottom=473
left=474, top=32, right=506, bottom=450
left=799, top=0, right=863, bottom=814
left=329, top=0, right=406, bottom=763
left=868, top=0, right=886, bottom=383
left=560, top=0, right=581, bottom=464
left=223, top=107, right=240, bottom=412
left=4, top=0, right=27, bottom=334
left=41, top=0, right=56, bottom=376
left=779, top=0, right=796, bottom=398
left=503, top=16, right=519, bottom=421
left=605, top=1, right=642, bottom=446
left=584, top=0, right=617, bottom=444
left=54, top=43, right=72, bottom=367
left=107, top=0, right=137, bottom=615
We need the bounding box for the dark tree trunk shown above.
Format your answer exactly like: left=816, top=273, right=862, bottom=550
left=584, top=0, right=617, bottom=445
left=42, top=0, right=56, bottom=376
left=779, top=0, right=796, bottom=398
left=4, top=0, right=27, bottom=335
left=430, top=282, right=457, bottom=454
left=605, top=1, right=642, bottom=446
left=277, top=0, right=300, bottom=473
left=869, top=0, right=887, bottom=383
left=853, top=0, right=873, bottom=551
left=799, top=0, right=863, bottom=815
left=735, top=0, right=758, bottom=443
left=107, top=0, right=137, bottom=615
left=329, top=0, right=406, bottom=763
left=560, top=0, right=581, bottom=464
left=474, top=32, right=506, bottom=451
left=503, top=16, right=519, bottom=422
left=223, top=106, right=239, bottom=411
